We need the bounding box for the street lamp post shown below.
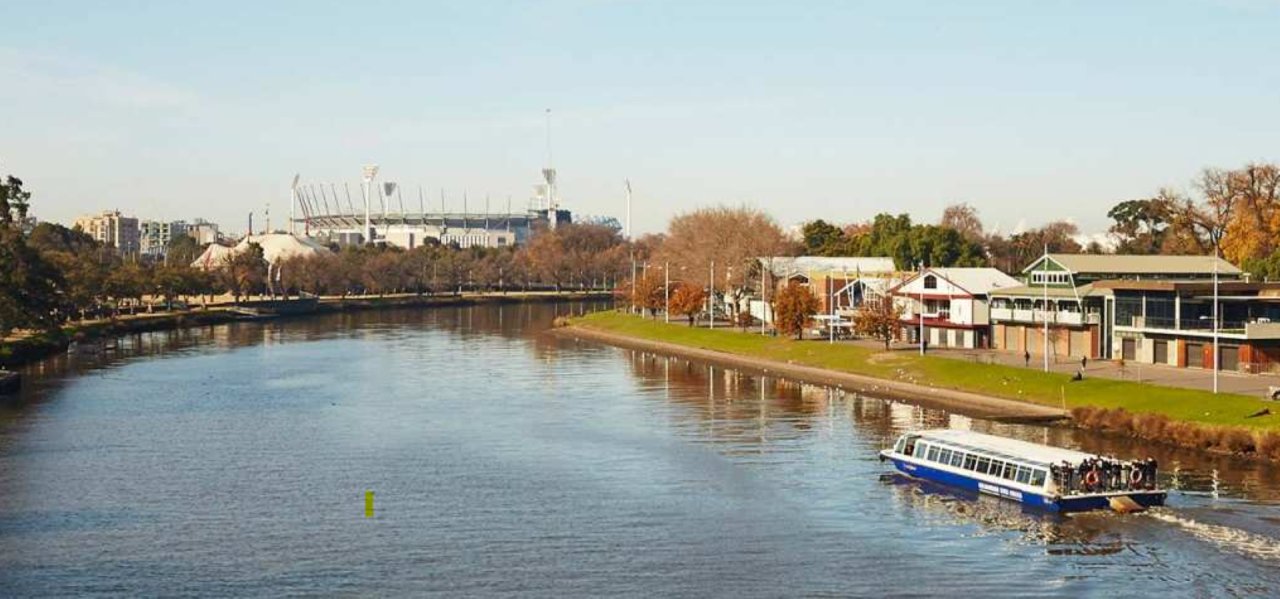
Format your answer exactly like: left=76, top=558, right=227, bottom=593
left=362, top=164, right=379, bottom=244
left=709, top=261, right=715, bottom=329
left=1213, top=252, right=1220, bottom=394
left=664, top=261, right=670, bottom=323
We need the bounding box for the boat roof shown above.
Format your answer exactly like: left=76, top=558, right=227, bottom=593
left=912, top=429, right=1097, bottom=467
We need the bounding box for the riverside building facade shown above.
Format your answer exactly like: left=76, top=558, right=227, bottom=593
left=988, top=254, right=1280, bottom=373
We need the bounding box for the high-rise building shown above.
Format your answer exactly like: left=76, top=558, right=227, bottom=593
left=74, top=211, right=141, bottom=255
left=140, top=220, right=189, bottom=257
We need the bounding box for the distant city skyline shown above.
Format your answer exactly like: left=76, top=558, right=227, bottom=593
left=3, top=1, right=1278, bottom=237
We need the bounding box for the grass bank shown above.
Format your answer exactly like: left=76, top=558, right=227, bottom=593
left=571, top=311, right=1280, bottom=459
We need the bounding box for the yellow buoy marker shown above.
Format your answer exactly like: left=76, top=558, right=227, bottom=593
left=365, top=491, right=374, bottom=517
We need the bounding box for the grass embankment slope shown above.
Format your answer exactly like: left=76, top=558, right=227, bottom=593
left=574, top=311, right=1280, bottom=432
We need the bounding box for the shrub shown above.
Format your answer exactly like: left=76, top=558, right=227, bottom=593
left=1219, top=428, right=1256, bottom=455
left=1257, top=431, right=1280, bottom=461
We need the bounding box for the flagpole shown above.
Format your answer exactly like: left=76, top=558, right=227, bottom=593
left=1043, top=245, right=1050, bottom=373
left=919, top=262, right=925, bottom=356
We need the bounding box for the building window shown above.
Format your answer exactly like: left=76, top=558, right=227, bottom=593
left=923, top=275, right=937, bottom=289
left=1031, top=272, right=1071, bottom=285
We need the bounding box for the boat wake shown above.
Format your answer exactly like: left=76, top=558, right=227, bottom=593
left=1146, top=510, right=1280, bottom=561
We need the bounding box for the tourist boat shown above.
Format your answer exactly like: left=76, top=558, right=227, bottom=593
left=880, top=429, right=1167, bottom=513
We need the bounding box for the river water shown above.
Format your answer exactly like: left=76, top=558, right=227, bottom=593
left=2, top=302, right=1278, bottom=597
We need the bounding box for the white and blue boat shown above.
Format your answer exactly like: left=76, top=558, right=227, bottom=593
left=880, top=429, right=1166, bottom=513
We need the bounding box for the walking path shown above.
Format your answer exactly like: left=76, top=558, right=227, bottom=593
left=849, top=340, right=1280, bottom=398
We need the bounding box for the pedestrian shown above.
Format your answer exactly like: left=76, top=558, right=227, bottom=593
left=1024, top=350, right=1031, bottom=368
left=1081, top=356, right=1088, bottom=370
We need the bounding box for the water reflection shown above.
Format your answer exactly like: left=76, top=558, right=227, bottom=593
left=3, top=301, right=1279, bottom=597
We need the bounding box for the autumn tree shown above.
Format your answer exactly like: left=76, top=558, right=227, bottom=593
left=853, top=297, right=905, bottom=350
left=654, top=205, right=794, bottom=298
left=668, top=282, right=707, bottom=326
left=940, top=203, right=985, bottom=242
left=1218, top=163, right=1280, bottom=269
left=772, top=281, right=819, bottom=339
left=628, top=275, right=666, bottom=316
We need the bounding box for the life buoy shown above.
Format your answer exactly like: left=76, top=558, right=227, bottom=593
left=1130, top=468, right=1144, bottom=485
left=1084, top=469, right=1100, bottom=488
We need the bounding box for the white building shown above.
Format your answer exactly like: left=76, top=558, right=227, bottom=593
left=188, top=219, right=221, bottom=245
left=74, top=211, right=140, bottom=255
left=892, top=267, right=1020, bottom=349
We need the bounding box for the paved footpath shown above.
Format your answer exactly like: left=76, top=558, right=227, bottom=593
left=850, top=339, right=1280, bottom=398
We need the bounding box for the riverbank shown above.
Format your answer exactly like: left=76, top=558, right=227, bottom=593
left=564, top=311, right=1280, bottom=460
left=0, top=291, right=609, bottom=370
left=556, top=324, right=1066, bottom=423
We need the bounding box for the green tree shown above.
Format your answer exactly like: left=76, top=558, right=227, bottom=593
left=802, top=219, right=847, bottom=255
left=1, top=171, right=68, bottom=340
left=1107, top=198, right=1169, bottom=254
left=166, top=234, right=203, bottom=265
left=217, top=244, right=266, bottom=303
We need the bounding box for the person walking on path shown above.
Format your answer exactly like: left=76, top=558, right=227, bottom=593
left=1024, top=350, right=1031, bottom=368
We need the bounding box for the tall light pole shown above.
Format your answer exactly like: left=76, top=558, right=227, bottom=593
left=362, top=164, right=379, bottom=244
left=625, top=179, right=633, bottom=240
left=664, top=261, right=670, bottom=323
left=709, top=261, right=715, bottom=329
left=829, top=273, right=835, bottom=344
left=918, top=262, right=925, bottom=356
left=761, top=261, right=768, bottom=335
left=1213, top=252, right=1220, bottom=394
left=289, top=174, right=300, bottom=236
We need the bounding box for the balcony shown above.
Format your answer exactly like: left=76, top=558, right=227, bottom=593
left=991, top=308, right=1095, bottom=325
left=1117, top=315, right=1271, bottom=337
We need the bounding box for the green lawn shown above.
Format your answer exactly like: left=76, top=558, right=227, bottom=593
left=574, top=311, right=1280, bottom=431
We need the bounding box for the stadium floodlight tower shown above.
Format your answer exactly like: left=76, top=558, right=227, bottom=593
left=362, top=164, right=380, bottom=244
left=289, top=174, right=300, bottom=235
left=542, top=167, right=559, bottom=229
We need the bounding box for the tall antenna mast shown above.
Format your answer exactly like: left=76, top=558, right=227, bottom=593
left=545, top=108, right=554, bottom=171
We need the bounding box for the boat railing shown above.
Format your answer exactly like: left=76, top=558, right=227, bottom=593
left=1050, top=458, right=1158, bottom=496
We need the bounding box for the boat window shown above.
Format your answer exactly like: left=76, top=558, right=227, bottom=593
left=949, top=452, right=965, bottom=468
left=976, top=457, right=992, bottom=474
left=937, top=449, right=952, bottom=464
left=914, top=443, right=928, bottom=458
left=986, top=460, right=1002, bottom=476
left=894, top=436, right=906, bottom=454
left=1015, top=467, right=1031, bottom=484
left=927, top=447, right=940, bottom=462
left=1001, top=463, right=1018, bottom=481
left=963, top=454, right=978, bottom=470
left=1030, top=469, right=1047, bottom=487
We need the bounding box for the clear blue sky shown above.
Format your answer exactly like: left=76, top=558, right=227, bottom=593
left=3, top=0, right=1278, bottom=236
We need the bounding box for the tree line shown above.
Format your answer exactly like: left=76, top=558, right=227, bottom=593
left=0, top=164, right=634, bottom=341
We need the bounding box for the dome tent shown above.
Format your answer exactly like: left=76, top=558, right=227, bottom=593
left=191, top=233, right=330, bottom=270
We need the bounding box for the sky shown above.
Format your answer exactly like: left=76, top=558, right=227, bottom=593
left=2, top=0, right=1278, bottom=237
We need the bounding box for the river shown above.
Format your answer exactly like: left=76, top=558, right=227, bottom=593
left=2, top=302, right=1278, bottom=597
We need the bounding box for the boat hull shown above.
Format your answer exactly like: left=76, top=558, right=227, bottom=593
left=884, top=453, right=1165, bottom=513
